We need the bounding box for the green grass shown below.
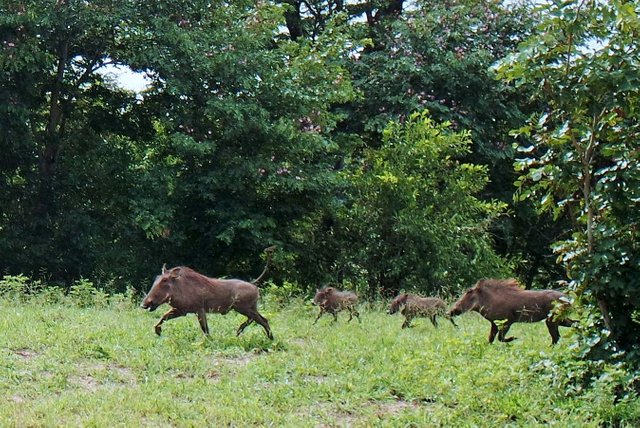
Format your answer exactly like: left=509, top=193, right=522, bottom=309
left=0, top=296, right=638, bottom=427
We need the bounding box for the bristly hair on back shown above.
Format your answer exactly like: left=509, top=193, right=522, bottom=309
left=475, top=278, right=523, bottom=290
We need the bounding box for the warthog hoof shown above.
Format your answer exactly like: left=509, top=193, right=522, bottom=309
left=154, top=325, right=162, bottom=336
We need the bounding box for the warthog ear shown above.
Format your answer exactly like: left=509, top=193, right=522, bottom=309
left=162, top=263, right=167, bottom=274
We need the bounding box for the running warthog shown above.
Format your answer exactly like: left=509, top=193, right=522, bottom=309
left=312, top=287, right=360, bottom=324
left=388, top=293, right=457, bottom=329
left=141, top=247, right=275, bottom=339
left=448, top=278, right=573, bottom=344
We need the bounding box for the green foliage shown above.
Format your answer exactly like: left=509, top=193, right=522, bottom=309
left=108, top=285, right=140, bottom=310
left=0, top=0, right=356, bottom=287
left=0, top=274, right=119, bottom=308
left=38, top=286, right=67, bottom=305
left=346, top=0, right=536, bottom=154
left=494, top=0, right=640, bottom=352
left=69, top=279, right=109, bottom=308
left=0, top=0, right=153, bottom=283
left=262, top=280, right=304, bottom=309
left=114, top=1, right=358, bottom=281
left=337, top=112, right=511, bottom=296
left=0, top=275, right=43, bottom=300
left=334, top=0, right=560, bottom=287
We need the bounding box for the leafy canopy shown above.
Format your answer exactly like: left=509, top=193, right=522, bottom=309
left=494, top=0, right=640, bottom=352
left=338, top=111, right=510, bottom=296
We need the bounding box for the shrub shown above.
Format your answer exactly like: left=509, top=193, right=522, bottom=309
left=262, top=281, right=301, bottom=309
left=0, top=275, right=43, bottom=301
left=109, top=285, right=140, bottom=310
left=69, top=278, right=109, bottom=308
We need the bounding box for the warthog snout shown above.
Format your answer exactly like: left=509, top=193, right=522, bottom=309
left=387, top=294, right=407, bottom=316
left=140, top=301, right=159, bottom=312
left=141, top=293, right=161, bottom=311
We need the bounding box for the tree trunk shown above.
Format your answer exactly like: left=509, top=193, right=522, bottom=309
left=38, top=38, right=69, bottom=214
left=281, top=1, right=304, bottom=41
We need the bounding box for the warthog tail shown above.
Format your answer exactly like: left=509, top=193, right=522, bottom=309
left=252, top=245, right=276, bottom=286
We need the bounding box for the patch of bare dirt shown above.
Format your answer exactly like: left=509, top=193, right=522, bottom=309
left=70, top=362, right=137, bottom=391
left=303, top=374, right=328, bottom=384
left=289, top=338, right=308, bottom=347
left=205, top=370, right=221, bottom=380
left=72, top=374, right=100, bottom=392
left=14, top=349, right=38, bottom=359
left=215, top=354, right=254, bottom=367
left=373, top=399, right=421, bottom=417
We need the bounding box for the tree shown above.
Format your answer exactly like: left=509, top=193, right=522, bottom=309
left=495, top=0, right=640, bottom=351
left=277, top=0, right=405, bottom=43
left=337, top=0, right=560, bottom=286
left=0, top=0, right=144, bottom=282
left=121, top=1, right=357, bottom=281
left=0, top=0, right=357, bottom=287
left=337, top=111, right=510, bottom=297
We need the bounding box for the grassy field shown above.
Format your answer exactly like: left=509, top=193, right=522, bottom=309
left=0, top=292, right=638, bottom=427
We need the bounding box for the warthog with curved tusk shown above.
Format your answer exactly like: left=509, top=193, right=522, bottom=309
left=448, top=278, right=574, bottom=345
left=141, top=246, right=275, bottom=339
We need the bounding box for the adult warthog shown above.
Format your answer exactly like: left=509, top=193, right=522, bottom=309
left=312, top=287, right=360, bottom=324
left=388, top=293, right=457, bottom=329
left=141, top=246, right=275, bottom=339
left=448, top=278, right=574, bottom=345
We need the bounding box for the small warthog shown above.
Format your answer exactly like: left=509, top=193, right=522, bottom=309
left=312, top=287, right=360, bottom=324
left=388, top=293, right=457, bottom=329
left=141, top=247, right=275, bottom=339
left=448, top=278, right=573, bottom=345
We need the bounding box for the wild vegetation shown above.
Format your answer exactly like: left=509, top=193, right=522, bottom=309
left=2, top=0, right=639, bottom=416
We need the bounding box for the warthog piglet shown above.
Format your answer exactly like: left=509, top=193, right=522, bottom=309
left=312, top=287, right=360, bottom=324
left=388, top=293, right=457, bottom=328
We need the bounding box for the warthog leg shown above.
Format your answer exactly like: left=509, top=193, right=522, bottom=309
left=497, top=323, right=516, bottom=342
left=349, top=307, right=361, bottom=323
left=401, top=316, right=412, bottom=329
left=313, top=308, right=325, bottom=325
left=236, top=318, right=254, bottom=336
left=236, top=307, right=273, bottom=340
left=430, top=315, right=438, bottom=327
left=196, top=309, right=210, bottom=335
left=155, top=308, right=185, bottom=336
left=488, top=322, right=498, bottom=343
left=558, top=319, right=575, bottom=327
left=545, top=319, right=560, bottom=345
